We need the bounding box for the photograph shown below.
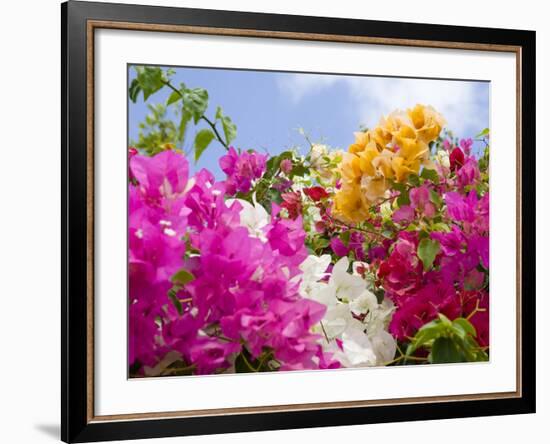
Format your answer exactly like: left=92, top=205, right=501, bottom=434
left=127, top=64, right=491, bottom=377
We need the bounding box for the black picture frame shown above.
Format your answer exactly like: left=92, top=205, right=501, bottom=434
left=62, top=1, right=536, bottom=442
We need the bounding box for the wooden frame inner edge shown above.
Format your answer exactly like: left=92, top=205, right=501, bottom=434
left=85, top=19, right=523, bottom=423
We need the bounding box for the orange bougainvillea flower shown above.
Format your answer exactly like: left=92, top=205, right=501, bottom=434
left=333, top=104, right=445, bottom=223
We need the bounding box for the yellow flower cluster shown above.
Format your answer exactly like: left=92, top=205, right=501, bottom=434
left=333, top=104, right=445, bottom=223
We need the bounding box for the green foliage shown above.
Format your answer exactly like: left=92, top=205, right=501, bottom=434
left=478, top=144, right=490, bottom=172
left=420, top=168, right=439, bottom=184
left=235, top=348, right=276, bottom=373
left=129, top=66, right=238, bottom=159
left=215, top=106, right=237, bottom=145
left=408, top=174, right=420, bottom=187
left=417, top=238, right=440, bottom=271
left=182, top=87, right=209, bottom=124
left=429, top=189, right=443, bottom=207
left=266, top=151, right=293, bottom=176
left=431, top=337, right=464, bottom=363
left=130, top=66, right=170, bottom=102
left=397, top=189, right=410, bottom=207
left=172, top=269, right=195, bottom=286
left=194, top=129, right=216, bottom=162
left=167, top=288, right=183, bottom=315
left=475, top=128, right=490, bottom=138
left=406, top=314, right=488, bottom=364
left=133, top=103, right=183, bottom=154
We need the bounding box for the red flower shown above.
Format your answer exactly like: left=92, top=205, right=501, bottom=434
left=280, top=191, right=302, bottom=219
left=461, top=290, right=489, bottom=347
left=303, top=186, right=329, bottom=202
left=450, top=147, right=465, bottom=171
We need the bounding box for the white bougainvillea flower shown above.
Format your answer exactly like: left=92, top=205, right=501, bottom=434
left=329, top=257, right=367, bottom=301
left=320, top=304, right=354, bottom=339
left=299, top=254, right=331, bottom=288
left=294, top=253, right=397, bottom=367
left=349, top=290, right=378, bottom=316
left=338, top=326, right=378, bottom=367
left=370, top=329, right=398, bottom=364
left=226, top=197, right=269, bottom=241
left=365, top=298, right=395, bottom=334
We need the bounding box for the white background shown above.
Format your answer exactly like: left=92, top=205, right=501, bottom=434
left=95, top=29, right=517, bottom=416
left=0, top=0, right=546, bottom=443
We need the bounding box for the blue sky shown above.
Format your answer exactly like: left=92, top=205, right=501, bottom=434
left=129, top=66, right=489, bottom=178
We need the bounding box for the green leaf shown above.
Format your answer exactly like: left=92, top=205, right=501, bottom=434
left=221, top=115, right=237, bottom=145
left=397, top=189, right=410, bottom=207
left=134, top=66, right=166, bottom=101
left=429, top=189, right=443, bottom=207
left=430, top=337, right=465, bottom=363
left=290, top=164, right=308, bottom=178
left=215, top=106, right=223, bottom=121
left=178, top=110, right=192, bottom=143
left=430, top=222, right=450, bottom=232
left=475, top=128, right=490, bottom=138
left=407, top=326, right=441, bottom=355
left=417, top=238, right=440, bottom=271
left=234, top=353, right=250, bottom=373
left=234, top=350, right=259, bottom=373
left=193, top=129, right=216, bottom=162
left=182, top=87, right=209, bottom=124
left=391, top=181, right=407, bottom=193
left=172, top=269, right=195, bottom=286
left=453, top=318, right=477, bottom=338
left=408, top=174, right=420, bottom=187
left=167, top=90, right=182, bottom=106
left=420, top=168, right=440, bottom=184
left=129, top=78, right=141, bottom=103
left=215, top=106, right=237, bottom=145
left=167, top=289, right=183, bottom=315
left=340, top=230, right=351, bottom=247
left=437, top=313, right=452, bottom=325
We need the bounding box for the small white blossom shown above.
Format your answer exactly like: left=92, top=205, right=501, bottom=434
left=296, top=254, right=397, bottom=368
left=226, top=198, right=269, bottom=242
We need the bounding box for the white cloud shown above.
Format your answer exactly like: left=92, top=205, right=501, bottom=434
left=277, top=74, right=340, bottom=104
left=277, top=73, right=489, bottom=138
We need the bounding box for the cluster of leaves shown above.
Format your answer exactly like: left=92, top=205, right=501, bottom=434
left=406, top=314, right=488, bottom=363
left=129, top=65, right=237, bottom=160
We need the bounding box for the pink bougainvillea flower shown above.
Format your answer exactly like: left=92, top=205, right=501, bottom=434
left=128, top=150, right=193, bottom=371
left=431, top=226, right=465, bottom=257
left=388, top=282, right=461, bottom=340
left=445, top=190, right=489, bottom=235
left=459, top=138, right=474, bottom=156
left=410, top=185, right=436, bottom=218
left=330, top=231, right=366, bottom=261
left=128, top=147, right=138, bottom=182
left=378, top=232, right=422, bottom=300
left=392, top=205, right=415, bottom=224
left=188, top=338, right=241, bottom=375
left=219, top=146, right=267, bottom=195
left=273, top=177, right=293, bottom=192
left=280, top=158, right=293, bottom=174
left=368, top=245, right=387, bottom=263
left=130, top=149, right=189, bottom=201
left=456, top=157, right=480, bottom=189
left=445, top=191, right=476, bottom=223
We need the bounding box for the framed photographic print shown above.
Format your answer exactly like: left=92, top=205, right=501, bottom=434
left=61, top=1, right=536, bottom=442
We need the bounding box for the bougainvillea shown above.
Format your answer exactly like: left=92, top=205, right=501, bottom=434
left=128, top=66, right=489, bottom=377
